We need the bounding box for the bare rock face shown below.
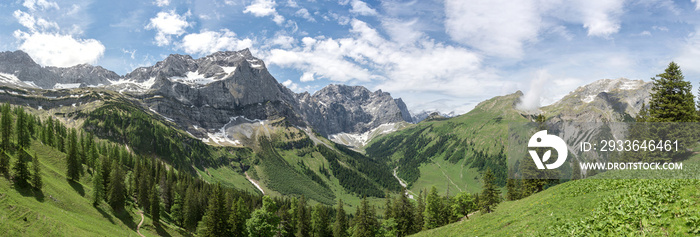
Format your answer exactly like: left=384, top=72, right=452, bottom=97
left=47, top=64, right=120, bottom=86
left=542, top=78, right=652, bottom=123
left=297, top=84, right=413, bottom=136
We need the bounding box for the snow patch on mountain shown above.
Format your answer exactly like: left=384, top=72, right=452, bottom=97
left=329, top=122, right=408, bottom=148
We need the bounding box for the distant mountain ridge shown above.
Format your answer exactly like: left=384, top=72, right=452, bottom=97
left=0, top=49, right=413, bottom=139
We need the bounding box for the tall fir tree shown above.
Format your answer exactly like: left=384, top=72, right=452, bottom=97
left=15, top=108, right=30, bottom=149
left=479, top=168, right=501, bottom=214
left=183, top=186, right=200, bottom=231
left=295, top=195, right=311, bottom=237
left=66, top=128, right=81, bottom=181
left=423, top=187, right=444, bottom=230
left=393, top=193, right=415, bottom=237
left=150, top=184, right=161, bottom=225
left=199, top=183, right=230, bottom=237
left=229, top=197, right=249, bottom=236
left=649, top=62, right=697, bottom=122
left=93, top=159, right=104, bottom=205
left=311, top=204, right=330, bottom=237
left=352, top=197, right=378, bottom=237
left=13, top=147, right=31, bottom=188
left=413, top=191, right=425, bottom=232
left=332, top=199, right=348, bottom=237
left=171, top=192, right=184, bottom=227
left=107, top=162, right=125, bottom=210
left=1, top=104, right=12, bottom=151
left=31, top=152, right=42, bottom=190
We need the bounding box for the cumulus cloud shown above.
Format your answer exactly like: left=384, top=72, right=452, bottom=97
left=14, top=31, right=105, bottom=67
left=244, top=0, right=285, bottom=25
left=178, top=29, right=253, bottom=55
left=444, top=0, right=626, bottom=58
left=692, top=0, right=700, bottom=10
left=295, top=8, right=315, bottom=22
left=264, top=19, right=498, bottom=98
left=154, top=0, right=170, bottom=7
left=146, top=10, right=191, bottom=46
left=349, top=0, right=377, bottom=16
left=23, top=0, right=59, bottom=11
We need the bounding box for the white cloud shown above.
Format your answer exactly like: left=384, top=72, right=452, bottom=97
left=281, top=79, right=309, bottom=93
left=264, top=19, right=498, bottom=99
left=23, top=0, right=59, bottom=11
left=444, top=0, right=626, bottom=58
left=676, top=27, right=700, bottom=74
left=578, top=0, right=624, bottom=37
left=382, top=18, right=423, bottom=45
left=13, top=31, right=104, bottom=67
left=178, top=29, right=253, bottom=55
left=444, top=0, right=540, bottom=58
left=154, top=0, right=170, bottom=7
left=295, top=8, right=315, bottom=22
left=349, top=0, right=377, bottom=16
left=516, top=70, right=550, bottom=111
left=146, top=10, right=191, bottom=46
left=270, top=34, right=295, bottom=48
left=243, top=0, right=286, bottom=25
left=300, top=72, right=314, bottom=82
left=692, top=0, right=700, bottom=10
left=287, top=0, right=299, bottom=8
left=13, top=10, right=37, bottom=31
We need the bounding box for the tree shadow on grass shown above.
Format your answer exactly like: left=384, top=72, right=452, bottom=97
left=154, top=223, right=173, bottom=237
left=68, top=180, right=85, bottom=197
left=93, top=204, right=116, bottom=224
left=113, top=208, right=136, bottom=231
left=32, top=188, right=44, bottom=202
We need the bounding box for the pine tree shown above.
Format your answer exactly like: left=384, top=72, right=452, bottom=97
left=333, top=199, right=348, bottom=237
left=393, top=192, right=415, bottom=236
left=199, top=183, right=230, bottom=237
left=13, top=147, right=31, bottom=188
left=295, top=195, right=311, bottom=237
left=107, top=163, right=125, bottom=210
left=171, top=192, right=184, bottom=226
left=506, top=178, right=521, bottom=201
left=649, top=62, right=697, bottom=122
left=1, top=104, right=12, bottom=151
left=93, top=159, right=104, bottom=205
left=31, top=152, right=42, bottom=190
left=229, top=197, right=249, bottom=236
left=479, top=168, right=501, bottom=214
left=423, top=187, right=443, bottom=230
left=66, top=128, right=81, bottom=181
left=413, top=191, right=425, bottom=232
left=15, top=108, right=30, bottom=149
left=352, top=197, right=378, bottom=237
left=0, top=149, right=10, bottom=176
left=311, top=204, right=330, bottom=237
left=150, top=184, right=161, bottom=225
left=384, top=194, right=393, bottom=219
left=183, top=186, right=199, bottom=231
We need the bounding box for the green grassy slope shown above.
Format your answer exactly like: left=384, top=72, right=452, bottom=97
left=365, top=91, right=529, bottom=195
left=0, top=140, right=187, bottom=237
left=412, top=157, right=700, bottom=236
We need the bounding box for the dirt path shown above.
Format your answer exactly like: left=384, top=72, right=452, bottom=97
left=245, top=171, right=265, bottom=195
left=435, top=162, right=463, bottom=192
left=393, top=167, right=416, bottom=200
left=137, top=210, right=145, bottom=237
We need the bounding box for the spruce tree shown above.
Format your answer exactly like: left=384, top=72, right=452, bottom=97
left=479, top=168, right=501, bottom=214
left=150, top=184, right=161, bottom=225
left=1, top=104, right=12, bottom=151
left=107, top=163, right=125, bottom=210
left=171, top=192, right=184, bottom=226
left=13, top=147, right=31, bottom=188
left=649, top=62, right=697, bottom=122
left=66, top=129, right=81, bottom=181
left=295, top=195, right=311, bottom=237
left=246, top=195, right=280, bottom=237
left=333, top=199, right=348, bottom=237
left=183, top=186, right=199, bottom=231
left=93, top=159, right=104, bottom=205
left=199, top=183, right=230, bottom=237
left=229, top=197, right=249, bottom=236
left=413, top=191, right=425, bottom=232
left=15, top=108, right=30, bottom=149
left=31, top=152, right=42, bottom=190
left=352, top=197, right=378, bottom=237
left=393, top=193, right=415, bottom=236
left=423, top=187, right=443, bottom=230
left=311, top=204, right=330, bottom=237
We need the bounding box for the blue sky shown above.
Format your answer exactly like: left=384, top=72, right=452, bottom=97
left=2, top=0, right=700, bottom=114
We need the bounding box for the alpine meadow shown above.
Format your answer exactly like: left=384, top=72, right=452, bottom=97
left=2, top=0, right=700, bottom=236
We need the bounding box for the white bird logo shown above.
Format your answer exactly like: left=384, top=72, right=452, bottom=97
left=528, top=130, right=567, bottom=169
